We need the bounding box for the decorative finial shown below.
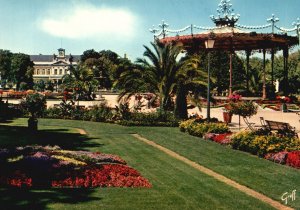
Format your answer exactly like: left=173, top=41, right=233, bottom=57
left=210, top=0, right=240, bottom=27
left=158, top=20, right=169, bottom=38
left=267, top=14, right=280, bottom=33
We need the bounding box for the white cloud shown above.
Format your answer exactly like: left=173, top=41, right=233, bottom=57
left=39, top=4, right=138, bottom=41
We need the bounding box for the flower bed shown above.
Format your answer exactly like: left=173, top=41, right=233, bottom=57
left=204, top=133, right=232, bottom=145
left=179, top=118, right=300, bottom=170
left=231, top=131, right=300, bottom=157
left=265, top=151, right=300, bottom=168
left=179, top=119, right=230, bottom=138
left=0, top=146, right=151, bottom=188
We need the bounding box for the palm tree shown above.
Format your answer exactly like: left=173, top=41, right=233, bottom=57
left=135, top=42, right=182, bottom=111
left=174, top=55, right=208, bottom=119
left=115, top=42, right=208, bottom=118
left=62, top=63, right=99, bottom=100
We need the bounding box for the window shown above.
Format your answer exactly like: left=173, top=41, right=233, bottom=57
left=47, top=69, right=50, bottom=75
left=59, top=69, right=62, bottom=75
left=36, top=69, right=40, bottom=75
left=54, top=69, right=57, bottom=75
left=42, top=69, right=45, bottom=75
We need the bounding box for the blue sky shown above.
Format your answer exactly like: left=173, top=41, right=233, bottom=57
left=0, top=0, right=299, bottom=60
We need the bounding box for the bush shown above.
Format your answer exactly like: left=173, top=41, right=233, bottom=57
left=86, top=105, right=114, bottom=122
left=118, top=111, right=178, bottom=127
left=179, top=119, right=230, bottom=138
left=179, top=119, right=196, bottom=132
left=43, top=103, right=115, bottom=122
left=20, top=93, right=46, bottom=118
left=118, top=120, right=178, bottom=127
left=231, top=131, right=300, bottom=156
left=43, top=107, right=63, bottom=119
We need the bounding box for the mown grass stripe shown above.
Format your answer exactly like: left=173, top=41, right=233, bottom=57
left=132, top=133, right=293, bottom=210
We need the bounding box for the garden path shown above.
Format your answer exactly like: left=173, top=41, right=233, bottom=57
left=77, top=128, right=87, bottom=135
left=132, top=133, right=293, bottom=210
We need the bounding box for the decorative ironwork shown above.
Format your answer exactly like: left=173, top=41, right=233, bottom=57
left=150, top=0, right=299, bottom=39
left=210, top=0, right=240, bottom=27
left=267, top=14, right=280, bottom=33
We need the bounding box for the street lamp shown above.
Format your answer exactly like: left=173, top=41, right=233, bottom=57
left=205, top=38, right=215, bottom=122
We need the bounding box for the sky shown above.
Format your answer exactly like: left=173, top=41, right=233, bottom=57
left=0, top=0, right=299, bottom=61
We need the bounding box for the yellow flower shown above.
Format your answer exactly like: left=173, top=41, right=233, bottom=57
left=52, top=155, right=86, bottom=166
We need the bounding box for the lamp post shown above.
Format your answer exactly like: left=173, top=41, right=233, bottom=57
left=205, top=38, right=215, bottom=122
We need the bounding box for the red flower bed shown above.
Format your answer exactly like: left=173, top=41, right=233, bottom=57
left=52, top=165, right=151, bottom=188
left=204, top=133, right=232, bottom=145
left=212, top=133, right=232, bottom=144
left=286, top=151, right=300, bottom=169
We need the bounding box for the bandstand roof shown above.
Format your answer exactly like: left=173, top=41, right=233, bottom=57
left=159, top=26, right=299, bottom=52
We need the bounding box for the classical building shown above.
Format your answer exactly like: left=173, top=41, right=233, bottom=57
left=30, top=48, right=80, bottom=84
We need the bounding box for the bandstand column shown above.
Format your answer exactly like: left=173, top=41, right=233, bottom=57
left=283, top=47, right=289, bottom=96
left=246, top=50, right=251, bottom=93
left=271, top=48, right=275, bottom=96
left=229, top=51, right=233, bottom=96
left=262, top=49, right=266, bottom=99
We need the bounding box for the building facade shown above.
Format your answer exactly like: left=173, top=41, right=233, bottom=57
left=30, top=48, right=80, bottom=85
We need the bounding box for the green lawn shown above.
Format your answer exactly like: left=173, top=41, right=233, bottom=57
left=0, top=118, right=298, bottom=209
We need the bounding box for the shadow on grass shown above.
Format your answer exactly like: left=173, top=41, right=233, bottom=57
left=0, top=125, right=103, bottom=150
left=0, top=125, right=103, bottom=209
left=0, top=187, right=100, bottom=210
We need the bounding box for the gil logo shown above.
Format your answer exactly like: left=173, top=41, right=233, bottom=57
left=281, top=190, right=296, bottom=205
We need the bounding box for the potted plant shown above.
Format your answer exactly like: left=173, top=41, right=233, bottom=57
left=223, top=93, right=242, bottom=124
left=223, top=104, right=233, bottom=124
left=20, top=93, right=46, bottom=131
left=228, top=101, right=258, bottom=127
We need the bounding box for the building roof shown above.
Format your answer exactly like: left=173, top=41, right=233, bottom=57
left=30, top=54, right=81, bottom=62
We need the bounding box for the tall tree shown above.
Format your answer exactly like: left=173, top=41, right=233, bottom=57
left=274, top=50, right=300, bottom=95
left=10, top=53, right=34, bottom=90
left=80, top=49, right=100, bottom=62
left=0, top=50, right=12, bottom=85
left=62, top=63, right=99, bottom=100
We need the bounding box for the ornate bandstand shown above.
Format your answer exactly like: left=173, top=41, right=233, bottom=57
left=150, top=0, right=299, bottom=98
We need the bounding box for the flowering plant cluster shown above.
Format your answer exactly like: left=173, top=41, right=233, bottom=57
left=276, top=96, right=291, bottom=103
left=265, top=151, right=300, bottom=168
left=228, top=93, right=242, bottom=102
left=0, top=146, right=151, bottom=188
left=179, top=119, right=230, bottom=138
left=230, top=130, right=300, bottom=169
left=204, top=133, right=232, bottom=145
left=226, top=101, right=258, bottom=117
left=231, top=131, right=300, bottom=157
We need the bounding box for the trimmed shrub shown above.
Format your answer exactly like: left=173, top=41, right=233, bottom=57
left=231, top=131, right=300, bottom=156
left=180, top=119, right=230, bottom=138
left=43, top=107, right=63, bottom=119
left=179, top=119, right=196, bottom=132
left=118, top=111, right=178, bottom=127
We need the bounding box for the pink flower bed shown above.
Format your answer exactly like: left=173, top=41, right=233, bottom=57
left=265, top=151, right=300, bottom=169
